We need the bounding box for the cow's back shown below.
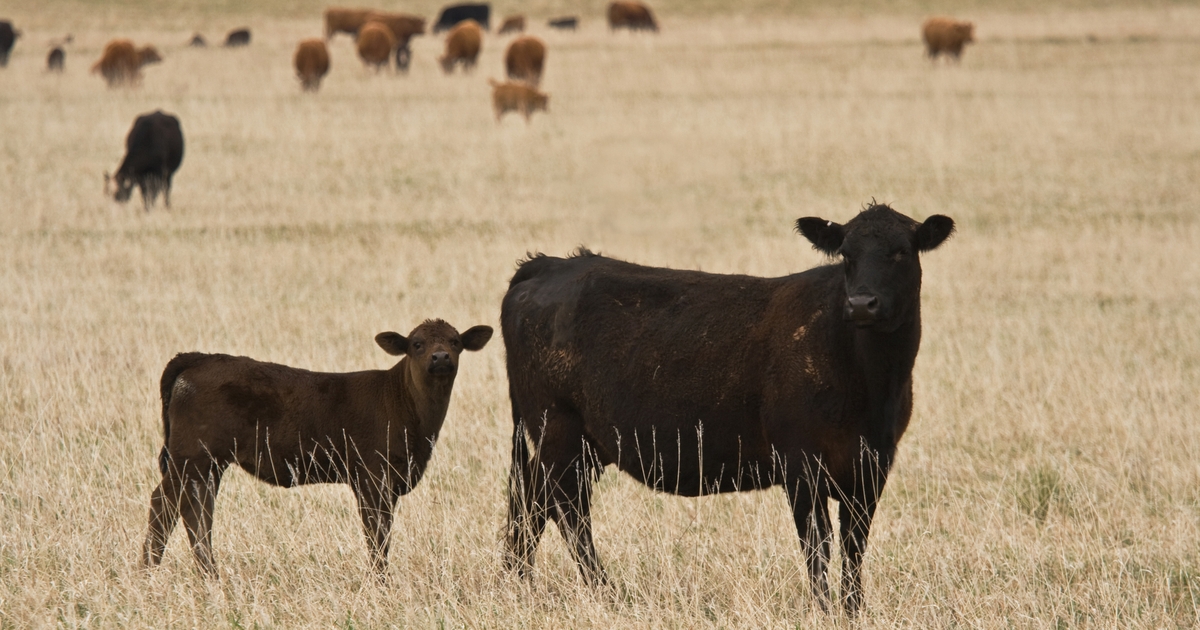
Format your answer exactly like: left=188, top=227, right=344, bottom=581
left=122, top=112, right=183, bottom=177
left=503, top=252, right=847, bottom=492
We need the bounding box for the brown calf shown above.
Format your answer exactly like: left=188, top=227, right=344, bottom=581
left=504, top=36, right=545, bottom=87
left=608, top=1, right=657, bottom=32
left=922, top=17, right=974, bottom=61
left=294, top=39, right=331, bottom=91
left=439, top=19, right=482, bottom=74
left=91, top=39, right=162, bottom=87
left=142, top=320, right=493, bottom=576
left=498, top=15, right=525, bottom=34
left=357, top=21, right=395, bottom=69
left=490, top=79, right=548, bottom=122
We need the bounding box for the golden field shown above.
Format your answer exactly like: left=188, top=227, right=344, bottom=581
left=0, top=1, right=1198, bottom=626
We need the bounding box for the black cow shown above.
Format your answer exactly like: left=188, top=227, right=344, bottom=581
left=501, top=204, right=954, bottom=614
left=47, top=46, right=64, bottom=72
left=433, top=3, right=490, bottom=32
left=106, top=111, right=185, bottom=211
left=547, top=16, right=578, bottom=30
left=224, top=28, right=251, bottom=47
left=0, top=21, right=19, bottom=67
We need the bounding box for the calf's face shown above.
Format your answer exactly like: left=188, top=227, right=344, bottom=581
left=375, top=319, right=493, bottom=380
left=797, top=205, right=954, bottom=331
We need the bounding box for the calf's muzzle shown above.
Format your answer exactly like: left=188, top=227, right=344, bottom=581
left=845, top=293, right=880, bottom=325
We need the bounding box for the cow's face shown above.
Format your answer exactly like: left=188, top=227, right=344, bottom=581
left=797, top=205, right=954, bottom=331
left=105, top=172, right=135, bottom=203
left=376, top=319, right=493, bottom=381
left=958, top=23, right=975, bottom=43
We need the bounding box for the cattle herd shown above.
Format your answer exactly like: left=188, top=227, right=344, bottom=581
left=0, top=3, right=974, bottom=616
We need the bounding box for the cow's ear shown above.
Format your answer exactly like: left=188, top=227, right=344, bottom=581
left=375, top=332, right=408, bottom=356
left=460, top=326, right=493, bottom=351
left=796, top=217, right=844, bottom=256
left=916, top=215, right=955, bottom=252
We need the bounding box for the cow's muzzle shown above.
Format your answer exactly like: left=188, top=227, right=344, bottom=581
left=845, top=294, right=880, bottom=326
left=427, top=351, right=457, bottom=375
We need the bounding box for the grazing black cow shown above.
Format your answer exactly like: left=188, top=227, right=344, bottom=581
left=433, top=3, right=490, bottom=32
left=501, top=204, right=954, bottom=614
left=224, top=28, right=251, bottom=47
left=547, top=16, right=578, bottom=30
left=47, top=46, right=64, bottom=72
left=106, top=111, right=185, bottom=211
left=0, top=21, right=19, bottom=67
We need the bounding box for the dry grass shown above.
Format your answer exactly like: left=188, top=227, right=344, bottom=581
left=1, top=2, right=1199, bottom=627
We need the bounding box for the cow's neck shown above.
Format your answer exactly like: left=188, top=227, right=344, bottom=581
left=852, top=305, right=921, bottom=452
left=396, top=360, right=454, bottom=440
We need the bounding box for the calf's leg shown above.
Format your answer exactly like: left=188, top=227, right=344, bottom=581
left=352, top=471, right=396, bottom=576
left=180, top=461, right=225, bottom=577
left=143, top=470, right=184, bottom=567
left=786, top=471, right=833, bottom=609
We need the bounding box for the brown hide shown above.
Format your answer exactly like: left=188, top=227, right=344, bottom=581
left=922, top=17, right=975, bottom=60
left=489, top=79, right=548, bottom=121
left=142, top=319, right=493, bottom=576
left=91, top=39, right=161, bottom=87
left=357, top=22, right=395, bottom=68
left=294, top=39, right=330, bottom=91
left=607, top=1, right=657, bottom=31
left=366, top=11, right=426, bottom=47
left=504, top=36, right=545, bottom=86
left=498, top=15, right=525, bottom=34
left=325, top=7, right=374, bottom=38
left=439, top=19, right=482, bottom=73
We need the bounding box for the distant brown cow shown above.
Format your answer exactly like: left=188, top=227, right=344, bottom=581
left=325, top=7, right=374, bottom=39
left=294, top=39, right=330, bottom=91
left=498, top=15, right=525, bottom=34
left=490, top=79, right=548, bottom=122
left=91, top=39, right=162, bottom=87
left=922, top=17, right=974, bottom=60
left=504, top=36, right=545, bottom=86
left=439, top=19, right=482, bottom=74
left=357, top=21, right=395, bottom=69
left=608, top=1, right=657, bottom=32
left=142, top=320, right=494, bottom=576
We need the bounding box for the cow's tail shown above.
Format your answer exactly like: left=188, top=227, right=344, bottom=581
left=156, top=352, right=208, bottom=476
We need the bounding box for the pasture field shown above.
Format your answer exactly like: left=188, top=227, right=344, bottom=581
left=1, top=1, right=1199, bottom=627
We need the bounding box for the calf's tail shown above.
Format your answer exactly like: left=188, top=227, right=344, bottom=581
left=156, top=352, right=208, bottom=476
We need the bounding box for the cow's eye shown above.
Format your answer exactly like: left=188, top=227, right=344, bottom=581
left=412, top=341, right=423, bottom=351
left=892, top=250, right=907, bottom=261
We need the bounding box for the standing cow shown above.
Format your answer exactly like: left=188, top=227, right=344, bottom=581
left=501, top=204, right=954, bottom=614
left=294, top=39, right=330, bottom=91
left=0, top=21, right=21, bottom=67
left=607, top=1, right=657, bottom=32
left=142, top=320, right=493, bottom=576
left=357, top=22, right=395, bottom=70
left=504, top=36, right=545, bottom=86
left=224, top=28, right=251, bottom=47
left=91, top=39, right=162, bottom=87
left=105, top=111, right=184, bottom=211
left=433, top=3, right=490, bottom=32
left=922, top=17, right=975, bottom=61
left=439, top=20, right=482, bottom=74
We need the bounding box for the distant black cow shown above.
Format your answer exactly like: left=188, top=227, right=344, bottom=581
left=0, top=21, right=19, bottom=67
left=106, top=111, right=185, bottom=211
left=547, top=16, right=578, bottom=30
left=47, top=46, right=64, bottom=72
left=433, top=3, right=490, bottom=32
left=501, top=204, right=954, bottom=615
left=188, top=33, right=207, bottom=47
left=224, top=28, right=251, bottom=47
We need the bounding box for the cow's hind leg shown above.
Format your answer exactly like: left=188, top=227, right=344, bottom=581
left=786, top=465, right=833, bottom=609
left=143, top=468, right=184, bottom=567
left=504, top=415, right=548, bottom=579
left=539, top=408, right=606, bottom=586
left=179, top=460, right=226, bottom=577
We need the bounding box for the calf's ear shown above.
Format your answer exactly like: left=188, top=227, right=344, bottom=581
left=375, top=332, right=409, bottom=356
left=916, top=215, right=955, bottom=252
left=795, top=217, right=844, bottom=256
left=460, top=325, right=494, bottom=351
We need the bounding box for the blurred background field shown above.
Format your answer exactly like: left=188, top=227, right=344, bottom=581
left=1, top=0, right=1198, bottom=627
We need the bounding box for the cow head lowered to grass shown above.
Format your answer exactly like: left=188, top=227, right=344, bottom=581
left=500, top=203, right=952, bottom=615
left=142, top=319, right=493, bottom=577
